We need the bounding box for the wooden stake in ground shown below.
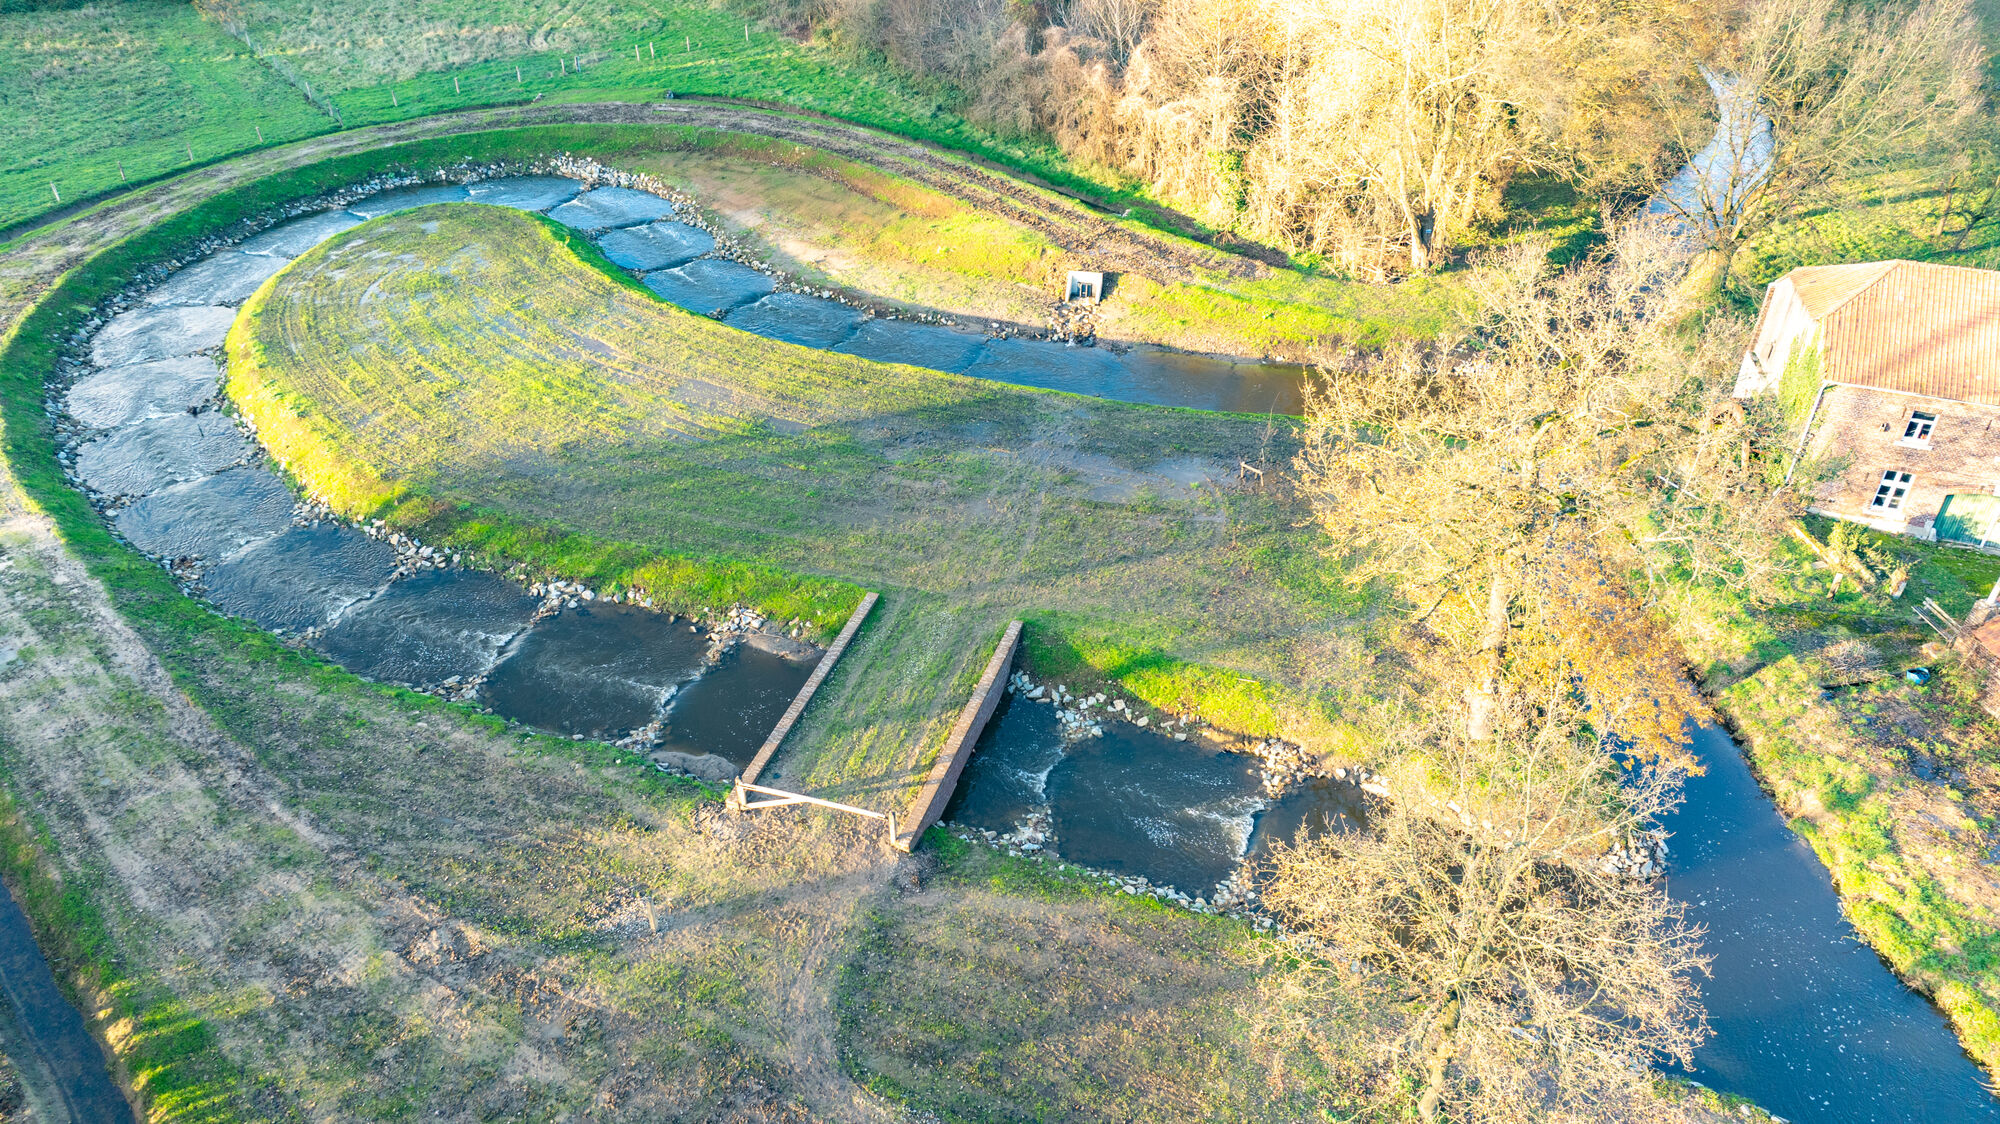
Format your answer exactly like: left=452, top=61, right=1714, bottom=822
left=516, top=65, right=522, bottom=83
left=186, top=142, right=193, bottom=163
left=392, top=89, right=398, bottom=107
left=560, top=56, right=566, bottom=75
left=685, top=35, right=690, bottom=52
left=48, top=182, right=59, bottom=203
left=255, top=124, right=263, bottom=144
left=635, top=45, right=640, bottom=62
left=116, top=162, right=125, bottom=182
left=744, top=22, right=750, bottom=41
left=649, top=41, right=655, bottom=59
left=454, top=75, right=460, bottom=94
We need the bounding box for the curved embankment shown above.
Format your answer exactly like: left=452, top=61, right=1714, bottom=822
left=228, top=201, right=1356, bottom=802
left=0, top=113, right=1382, bottom=1123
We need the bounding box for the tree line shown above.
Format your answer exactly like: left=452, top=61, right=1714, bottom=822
left=768, top=0, right=1982, bottom=281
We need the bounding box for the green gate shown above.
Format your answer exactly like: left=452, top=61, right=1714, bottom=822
left=1936, top=494, right=2000, bottom=544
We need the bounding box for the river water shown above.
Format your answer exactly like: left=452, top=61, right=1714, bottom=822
left=1669, top=726, right=2000, bottom=1122
left=39, top=169, right=2000, bottom=1121
left=949, top=692, right=2000, bottom=1122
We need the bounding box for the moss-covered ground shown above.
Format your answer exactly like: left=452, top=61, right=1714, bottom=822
left=228, top=203, right=1382, bottom=808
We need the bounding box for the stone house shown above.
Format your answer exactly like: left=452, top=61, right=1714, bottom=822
left=1736, top=259, right=2000, bottom=545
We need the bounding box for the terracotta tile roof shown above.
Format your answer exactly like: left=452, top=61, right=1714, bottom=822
left=1791, top=260, right=2000, bottom=406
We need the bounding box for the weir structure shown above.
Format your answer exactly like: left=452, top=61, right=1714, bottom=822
left=728, top=606, right=1021, bottom=854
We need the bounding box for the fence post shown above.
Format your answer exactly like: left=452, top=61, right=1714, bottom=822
left=49, top=182, right=59, bottom=203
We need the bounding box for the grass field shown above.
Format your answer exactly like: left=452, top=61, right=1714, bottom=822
left=228, top=204, right=1382, bottom=806
left=0, top=0, right=1136, bottom=236
left=1736, top=163, right=2000, bottom=287
left=0, top=0, right=334, bottom=231
left=835, top=832, right=1393, bottom=1119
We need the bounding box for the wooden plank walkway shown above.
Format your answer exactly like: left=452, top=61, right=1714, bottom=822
left=893, top=619, right=1022, bottom=852
left=736, top=591, right=878, bottom=792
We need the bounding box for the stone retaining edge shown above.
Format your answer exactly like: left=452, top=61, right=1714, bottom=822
left=893, top=619, right=1022, bottom=852
left=736, top=591, right=878, bottom=791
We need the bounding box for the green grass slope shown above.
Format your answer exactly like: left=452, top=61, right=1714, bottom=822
left=0, top=0, right=1131, bottom=234
left=227, top=204, right=1376, bottom=805
left=0, top=0, right=333, bottom=231
left=1665, top=524, right=2000, bottom=1077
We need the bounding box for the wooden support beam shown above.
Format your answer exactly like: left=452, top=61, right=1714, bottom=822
left=735, top=591, right=878, bottom=798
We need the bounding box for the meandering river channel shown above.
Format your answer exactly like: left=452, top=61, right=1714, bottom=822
left=24, top=170, right=2000, bottom=1121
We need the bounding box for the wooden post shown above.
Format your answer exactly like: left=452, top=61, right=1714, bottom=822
left=48, top=182, right=59, bottom=203
left=641, top=900, right=658, bottom=933
left=649, top=41, right=655, bottom=59
left=744, top=22, right=750, bottom=41
left=186, top=142, right=194, bottom=163
left=391, top=89, right=398, bottom=107
left=516, top=64, right=522, bottom=82
left=254, top=124, right=263, bottom=143
left=635, top=44, right=640, bottom=62
left=454, top=75, right=460, bottom=94
left=560, top=56, right=566, bottom=75
left=116, top=162, right=125, bottom=182
left=685, top=35, right=690, bottom=52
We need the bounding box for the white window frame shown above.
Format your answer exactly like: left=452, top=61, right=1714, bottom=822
left=1899, top=411, right=1937, bottom=448
left=1872, top=469, right=1913, bottom=511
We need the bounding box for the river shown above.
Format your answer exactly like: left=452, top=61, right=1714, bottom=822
left=946, top=683, right=2000, bottom=1122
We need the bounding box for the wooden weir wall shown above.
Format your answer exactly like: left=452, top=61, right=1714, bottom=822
left=893, top=620, right=1022, bottom=852
left=737, top=591, right=877, bottom=789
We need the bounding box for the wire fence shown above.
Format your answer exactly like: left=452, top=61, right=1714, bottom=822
left=8, top=18, right=783, bottom=232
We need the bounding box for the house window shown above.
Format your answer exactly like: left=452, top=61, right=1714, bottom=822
left=1873, top=469, right=1914, bottom=511
left=1902, top=411, right=1937, bottom=444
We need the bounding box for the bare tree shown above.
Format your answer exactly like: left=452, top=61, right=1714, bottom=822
left=1296, top=222, right=1782, bottom=754
left=1065, top=0, right=1152, bottom=62
left=1236, top=0, right=1571, bottom=272
left=1262, top=690, right=1709, bottom=1123
left=1652, top=0, right=1983, bottom=286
